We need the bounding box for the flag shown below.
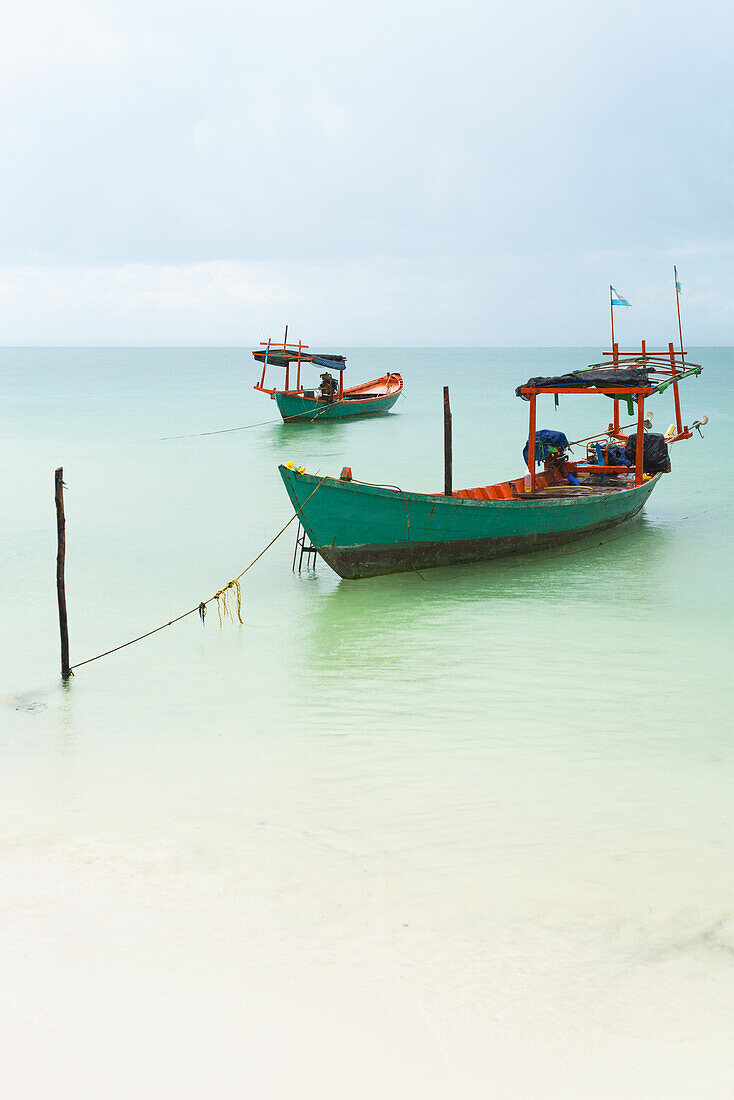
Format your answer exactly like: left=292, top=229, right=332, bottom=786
left=674, top=266, right=682, bottom=294
left=610, top=286, right=631, bottom=307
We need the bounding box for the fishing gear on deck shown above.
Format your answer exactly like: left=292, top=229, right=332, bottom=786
left=623, top=433, right=671, bottom=473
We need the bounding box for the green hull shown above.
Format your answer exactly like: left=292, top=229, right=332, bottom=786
left=274, top=390, right=401, bottom=422
left=279, top=466, right=662, bottom=579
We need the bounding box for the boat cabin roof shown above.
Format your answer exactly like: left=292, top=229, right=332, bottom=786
left=253, top=346, right=347, bottom=371
left=516, top=350, right=702, bottom=400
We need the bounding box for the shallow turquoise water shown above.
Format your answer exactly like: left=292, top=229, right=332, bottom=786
left=1, top=347, right=733, bottom=1097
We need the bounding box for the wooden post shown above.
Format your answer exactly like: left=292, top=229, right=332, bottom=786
left=55, top=467, right=71, bottom=679
left=443, top=386, right=452, bottom=497
left=528, top=391, right=536, bottom=492
left=635, top=394, right=645, bottom=487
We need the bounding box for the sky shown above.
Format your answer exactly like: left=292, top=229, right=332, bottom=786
left=0, top=0, right=732, bottom=345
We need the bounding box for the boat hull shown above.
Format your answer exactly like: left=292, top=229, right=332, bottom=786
left=279, top=467, right=662, bottom=578
left=273, top=383, right=401, bottom=422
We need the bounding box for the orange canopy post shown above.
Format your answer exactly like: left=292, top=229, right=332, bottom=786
left=669, top=341, right=683, bottom=435
left=528, top=392, right=536, bottom=491
left=635, top=392, right=645, bottom=487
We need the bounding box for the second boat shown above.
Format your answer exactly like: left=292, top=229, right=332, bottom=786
left=253, top=334, right=403, bottom=422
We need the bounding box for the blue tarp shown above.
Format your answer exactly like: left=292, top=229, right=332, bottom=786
left=523, top=429, right=569, bottom=468
left=606, top=445, right=631, bottom=467
left=312, top=355, right=347, bottom=372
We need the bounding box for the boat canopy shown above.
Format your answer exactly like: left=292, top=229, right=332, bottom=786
left=516, top=367, right=651, bottom=399
left=252, top=349, right=347, bottom=371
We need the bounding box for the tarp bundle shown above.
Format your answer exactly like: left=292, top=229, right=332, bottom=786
left=516, top=368, right=651, bottom=400
left=523, top=429, right=569, bottom=468
left=624, top=433, right=670, bottom=473
left=312, top=354, right=347, bottom=372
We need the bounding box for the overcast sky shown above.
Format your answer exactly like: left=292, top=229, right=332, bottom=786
left=1, top=0, right=732, bottom=344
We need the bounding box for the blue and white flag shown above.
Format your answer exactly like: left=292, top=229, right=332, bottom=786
left=674, top=266, right=682, bottom=294
left=610, top=286, right=631, bottom=308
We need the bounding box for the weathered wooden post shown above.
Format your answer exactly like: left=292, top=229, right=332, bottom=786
left=443, top=386, right=452, bottom=497
left=54, top=467, right=71, bottom=679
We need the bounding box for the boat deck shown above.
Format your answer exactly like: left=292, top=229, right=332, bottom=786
left=453, top=468, right=645, bottom=502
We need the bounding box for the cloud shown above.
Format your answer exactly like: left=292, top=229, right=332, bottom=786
left=1, top=246, right=732, bottom=345
left=0, top=0, right=732, bottom=340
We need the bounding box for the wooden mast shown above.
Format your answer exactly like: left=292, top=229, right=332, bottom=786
left=672, top=268, right=684, bottom=434
left=610, top=287, right=620, bottom=436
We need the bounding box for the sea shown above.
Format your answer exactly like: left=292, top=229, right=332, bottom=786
left=1, top=347, right=733, bottom=1098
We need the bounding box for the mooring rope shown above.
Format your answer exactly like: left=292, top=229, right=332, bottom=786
left=161, top=391, right=373, bottom=440
left=68, top=475, right=328, bottom=671
left=161, top=378, right=404, bottom=440
left=67, top=476, right=725, bottom=672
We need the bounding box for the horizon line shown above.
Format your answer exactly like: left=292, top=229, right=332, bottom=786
left=0, top=343, right=729, bottom=351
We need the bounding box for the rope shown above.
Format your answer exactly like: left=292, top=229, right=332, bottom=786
left=350, top=477, right=426, bottom=580
left=160, top=384, right=400, bottom=440
left=67, top=475, right=727, bottom=671
left=160, top=402, right=338, bottom=439
left=69, top=476, right=328, bottom=670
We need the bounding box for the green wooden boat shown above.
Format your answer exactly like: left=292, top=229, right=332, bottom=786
left=279, top=464, right=662, bottom=579
left=279, top=340, right=705, bottom=579
left=253, top=334, right=403, bottom=422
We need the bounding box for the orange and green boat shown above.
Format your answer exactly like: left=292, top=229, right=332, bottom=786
left=280, top=340, right=706, bottom=579
left=253, top=334, right=403, bottom=422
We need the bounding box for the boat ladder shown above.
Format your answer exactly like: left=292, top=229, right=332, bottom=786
left=292, top=522, right=318, bottom=573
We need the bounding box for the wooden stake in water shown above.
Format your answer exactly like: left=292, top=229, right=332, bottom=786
left=443, top=386, right=453, bottom=497
left=55, top=467, right=71, bottom=679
